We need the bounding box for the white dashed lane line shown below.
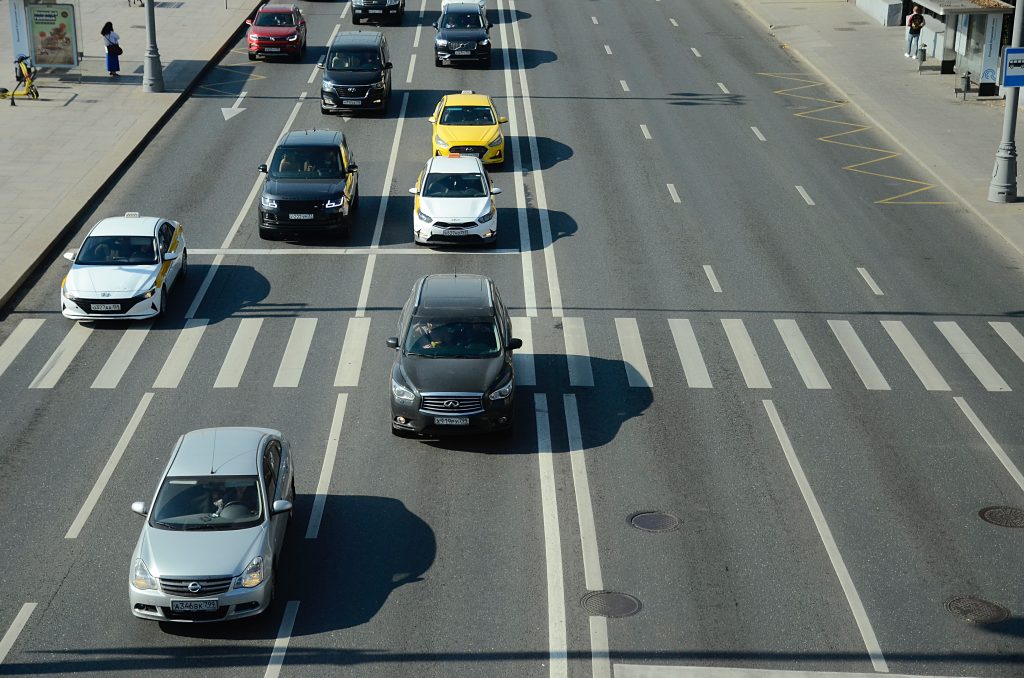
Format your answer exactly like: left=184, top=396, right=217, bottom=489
left=0, top=603, right=36, bottom=665
left=856, top=267, right=884, bottom=296
left=795, top=185, right=815, bottom=205
left=592, top=16, right=599, bottom=24
left=751, top=126, right=766, bottom=141
left=407, top=53, right=416, bottom=83
left=310, top=23, right=341, bottom=83
left=667, top=183, right=681, bottom=203
left=604, top=45, right=612, bottom=55
left=717, top=82, right=730, bottom=94
left=671, top=18, right=679, bottom=27
left=620, top=80, right=630, bottom=92
left=340, top=3, right=349, bottom=19
left=690, top=46, right=699, bottom=57
left=413, top=24, right=422, bottom=48
left=640, top=124, right=651, bottom=140
left=703, top=265, right=722, bottom=293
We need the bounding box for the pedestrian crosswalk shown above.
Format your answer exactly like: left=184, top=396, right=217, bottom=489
left=0, top=314, right=1022, bottom=393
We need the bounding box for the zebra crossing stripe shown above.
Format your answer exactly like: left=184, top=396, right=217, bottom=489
left=274, top=318, right=318, bottom=388
left=92, top=323, right=152, bottom=389
left=668, top=319, right=712, bottom=388
left=29, top=323, right=92, bottom=389
left=827, top=320, right=890, bottom=390
left=935, top=321, right=1010, bottom=392
left=775, top=319, right=831, bottom=389
left=0, top=319, right=44, bottom=380
left=153, top=319, right=208, bottom=388
left=511, top=317, right=536, bottom=386
left=335, top=317, right=371, bottom=388
left=881, top=320, right=950, bottom=391
left=721, top=319, right=771, bottom=389
left=214, top=318, right=263, bottom=388
left=562, top=317, right=594, bottom=387
left=990, top=321, right=1024, bottom=365
left=615, top=318, right=653, bottom=388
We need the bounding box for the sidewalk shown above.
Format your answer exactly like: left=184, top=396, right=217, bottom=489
left=0, top=0, right=262, bottom=310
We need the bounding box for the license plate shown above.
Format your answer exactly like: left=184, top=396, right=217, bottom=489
left=455, top=50, right=472, bottom=56
left=369, top=9, right=383, bottom=12
left=264, top=47, right=281, bottom=52
left=434, top=417, right=469, bottom=426
left=170, top=599, right=218, bottom=612
left=342, top=99, right=361, bottom=106
left=460, top=152, right=479, bottom=157
left=443, top=229, right=466, bottom=236
left=91, top=303, right=120, bottom=312
left=289, top=213, right=314, bottom=220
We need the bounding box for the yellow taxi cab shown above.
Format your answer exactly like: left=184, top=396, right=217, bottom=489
left=429, top=91, right=507, bottom=165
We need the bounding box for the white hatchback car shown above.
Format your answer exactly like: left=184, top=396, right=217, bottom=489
left=441, top=0, right=485, bottom=11
left=409, top=155, right=501, bottom=246
left=61, top=212, right=186, bottom=320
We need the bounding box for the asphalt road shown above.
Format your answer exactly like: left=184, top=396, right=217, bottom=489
left=1, top=0, right=1023, bottom=676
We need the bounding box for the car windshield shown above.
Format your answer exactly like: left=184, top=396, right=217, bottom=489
left=441, top=11, right=483, bottom=29
left=440, top=105, right=495, bottom=126
left=404, top=318, right=501, bottom=357
left=421, top=172, right=487, bottom=198
left=269, top=146, right=344, bottom=179
left=75, top=235, right=157, bottom=266
left=327, top=48, right=381, bottom=71
left=150, top=476, right=263, bottom=531
left=255, top=12, right=294, bottom=27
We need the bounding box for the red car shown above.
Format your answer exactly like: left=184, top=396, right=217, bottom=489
left=246, top=4, right=307, bottom=61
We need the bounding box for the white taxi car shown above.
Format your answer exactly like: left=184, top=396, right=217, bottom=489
left=408, top=155, right=501, bottom=246
left=61, top=213, right=187, bottom=320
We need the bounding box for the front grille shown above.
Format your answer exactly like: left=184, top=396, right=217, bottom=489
left=334, top=85, right=369, bottom=98
left=264, top=35, right=291, bottom=42
left=73, top=294, right=147, bottom=314
left=161, top=606, right=229, bottom=622
left=160, top=577, right=233, bottom=597
left=449, top=41, right=477, bottom=50
left=357, top=0, right=385, bottom=5
left=421, top=394, right=483, bottom=414
left=448, top=146, right=487, bottom=157
left=433, top=221, right=471, bottom=230
left=274, top=200, right=324, bottom=212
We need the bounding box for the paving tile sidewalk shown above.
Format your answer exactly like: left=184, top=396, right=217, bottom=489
left=0, top=0, right=262, bottom=310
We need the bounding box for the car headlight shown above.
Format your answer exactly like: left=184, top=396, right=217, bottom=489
left=487, top=134, right=503, bottom=148
left=480, top=38, right=490, bottom=46
left=392, top=378, right=416, bottom=402
left=478, top=207, right=496, bottom=224
left=488, top=375, right=514, bottom=400
left=322, top=79, right=334, bottom=92
left=132, top=559, right=158, bottom=590
left=142, top=287, right=157, bottom=299
left=287, top=34, right=299, bottom=41
left=326, top=195, right=345, bottom=209
left=370, top=80, right=386, bottom=91
left=416, top=207, right=434, bottom=224
left=261, top=195, right=277, bottom=209
left=235, top=556, right=264, bottom=589
left=62, top=283, right=79, bottom=302
left=434, top=135, right=449, bottom=149
left=249, top=34, right=259, bottom=41
left=435, top=39, right=448, bottom=48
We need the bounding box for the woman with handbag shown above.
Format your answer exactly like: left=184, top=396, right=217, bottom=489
left=101, top=21, right=122, bottom=77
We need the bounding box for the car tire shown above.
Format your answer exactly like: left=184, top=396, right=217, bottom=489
left=158, top=285, right=167, bottom=317
left=352, top=186, right=360, bottom=210
left=352, top=15, right=361, bottom=25
left=248, top=53, right=256, bottom=61
left=391, top=425, right=413, bottom=438
left=259, top=225, right=278, bottom=241
left=320, top=105, right=329, bottom=115
left=435, top=57, right=443, bottom=67
left=179, top=248, right=188, bottom=280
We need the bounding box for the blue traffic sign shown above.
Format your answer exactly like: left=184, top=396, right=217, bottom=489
left=1001, top=46, right=1024, bottom=87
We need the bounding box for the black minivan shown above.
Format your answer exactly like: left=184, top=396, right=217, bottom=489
left=319, top=31, right=392, bottom=115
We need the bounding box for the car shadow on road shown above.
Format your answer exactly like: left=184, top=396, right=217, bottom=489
left=666, top=91, right=746, bottom=106
left=168, top=263, right=271, bottom=325
left=489, top=135, right=573, bottom=172
left=495, top=47, right=556, bottom=70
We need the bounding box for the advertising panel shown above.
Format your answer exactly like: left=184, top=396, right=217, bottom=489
left=28, top=2, right=79, bottom=67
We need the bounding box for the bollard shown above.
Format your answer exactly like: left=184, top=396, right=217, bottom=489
left=960, top=71, right=971, bottom=99
left=917, top=44, right=927, bottom=72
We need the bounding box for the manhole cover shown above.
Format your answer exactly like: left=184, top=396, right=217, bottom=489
left=580, top=591, right=641, bottom=618
left=630, top=511, right=680, bottom=532
left=944, top=596, right=1009, bottom=624
left=978, top=506, right=1024, bottom=528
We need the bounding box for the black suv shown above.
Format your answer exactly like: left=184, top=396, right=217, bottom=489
left=318, top=31, right=393, bottom=115
left=387, top=274, right=522, bottom=437
left=433, top=4, right=492, bottom=67
left=351, top=0, right=405, bottom=25
left=257, top=130, right=359, bottom=239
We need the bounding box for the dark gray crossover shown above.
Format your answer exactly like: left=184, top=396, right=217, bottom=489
left=433, top=3, right=493, bottom=67
left=318, top=31, right=393, bottom=115
left=387, top=274, right=522, bottom=437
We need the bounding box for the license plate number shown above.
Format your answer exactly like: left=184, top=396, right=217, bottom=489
left=170, top=599, right=218, bottom=612
left=289, top=213, right=314, bottom=220
left=264, top=47, right=281, bottom=52
left=455, top=50, right=472, bottom=56
left=461, top=152, right=479, bottom=157
left=369, top=9, right=383, bottom=12
left=434, top=417, right=470, bottom=425
left=342, top=99, right=361, bottom=105
left=443, top=229, right=466, bottom=236
left=91, top=303, right=120, bottom=311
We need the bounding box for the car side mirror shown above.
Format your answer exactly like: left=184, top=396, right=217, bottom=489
left=317, top=56, right=325, bottom=68
left=299, top=19, right=306, bottom=26
left=245, top=19, right=253, bottom=25
left=272, top=499, right=293, bottom=515
left=162, top=251, right=179, bottom=262
left=490, top=186, right=502, bottom=195
left=432, top=21, right=438, bottom=28
left=487, top=21, right=493, bottom=29
left=348, top=163, right=358, bottom=172
left=428, top=116, right=436, bottom=123
left=386, top=337, right=399, bottom=349
left=131, top=501, right=149, bottom=516
left=63, top=251, right=76, bottom=261
left=508, top=338, right=523, bottom=351
left=384, top=62, right=393, bottom=69
left=258, top=163, right=268, bottom=173
left=499, top=116, right=508, bottom=124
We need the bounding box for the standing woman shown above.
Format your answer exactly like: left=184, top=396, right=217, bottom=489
left=101, top=21, right=121, bottom=77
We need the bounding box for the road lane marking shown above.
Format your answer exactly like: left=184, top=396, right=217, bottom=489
left=620, top=80, right=630, bottom=92
left=667, top=183, right=681, bottom=203
left=615, top=667, right=945, bottom=677
left=419, top=0, right=427, bottom=17
left=702, top=264, right=722, bottom=292
left=751, top=126, right=766, bottom=141
left=640, top=124, right=652, bottom=140
left=672, top=19, right=681, bottom=28
left=856, top=267, right=884, bottom=296
left=0, top=319, right=44, bottom=380
left=827, top=320, right=890, bottom=390
left=722, top=319, right=771, bottom=388
left=990, top=321, right=1024, bottom=364
left=881, top=320, right=949, bottom=391
left=189, top=247, right=519, bottom=256
left=406, top=53, right=416, bottom=83
left=717, top=82, right=730, bottom=94
left=591, top=16, right=598, bottom=24
left=535, top=394, right=568, bottom=678
left=264, top=600, right=300, bottom=678
left=775, top=319, right=831, bottom=389
left=615, top=318, right=653, bottom=387
left=413, top=24, right=422, bottom=48
left=795, top=185, right=815, bottom=205
left=307, top=394, right=347, bottom=539
left=214, top=318, right=263, bottom=388
left=511, top=317, right=536, bottom=386
left=562, top=317, right=594, bottom=387
left=334, top=317, right=371, bottom=387
left=763, top=400, right=888, bottom=673
left=0, top=602, right=36, bottom=665
left=668, top=319, right=712, bottom=388
left=340, top=2, right=350, bottom=19
left=66, top=393, right=153, bottom=539
left=221, top=91, right=247, bottom=121
left=91, top=323, right=152, bottom=389
left=153, top=319, right=208, bottom=388
left=29, top=322, right=91, bottom=389
left=955, top=396, right=1024, bottom=494
left=309, top=24, right=341, bottom=84
left=936, top=321, right=1010, bottom=391
left=604, top=45, right=612, bottom=55
left=274, top=317, right=317, bottom=388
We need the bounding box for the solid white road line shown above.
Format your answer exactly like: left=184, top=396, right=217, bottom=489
left=564, top=394, right=603, bottom=590
left=668, top=319, right=712, bottom=388
left=511, top=317, right=536, bottom=386
left=955, top=396, right=1024, bottom=494
left=702, top=264, right=722, bottom=292
left=274, top=317, right=318, bottom=388
left=153, top=319, right=208, bottom=388
left=604, top=45, right=612, bottom=55
left=763, top=400, right=889, bottom=673
left=856, top=267, right=884, bottom=296
left=307, top=393, right=347, bottom=539
left=936, top=321, right=1010, bottom=391
left=310, top=24, right=341, bottom=84
left=640, top=124, right=652, bottom=140
left=795, top=185, right=815, bottom=205
left=722, top=319, right=771, bottom=388
left=406, top=53, right=416, bottom=83
left=775, top=319, right=831, bottom=389
left=666, top=184, right=681, bottom=203
left=717, top=82, right=730, bottom=94
left=413, top=24, right=422, bottom=48
left=827, top=320, right=890, bottom=390
left=590, top=616, right=612, bottom=678
left=0, top=602, right=36, bottom=665
left=615, top=667, right=952, bottom=678
left=66, top=392, right=153, bottom=539
left=419, top=0, right=427, bottom=17
left=751, top=126, right=766, bottom=141
left=91, top=323, right=152, bottom=389
left=535, top=394, right=568, bottom=678
left=562, top=317, right=594, bottom=387
left=592, top=16, right=599, bottom=24
left=214, top=318, right=263, bottom=388
left=620, top=80, right=630, bottom=92
left=190, top=247, right=519, bottom=256
left=672, top=19, right=681, bottom=28
left=340, top=2, right=350, bottom=19
left=990, top=321, right=1024, bottom=364
left=335, top=317, right=371, bottom=387
left=29, top=322, right=91, bottom=389
left=615, top=318, right=653, bottom=387
left=0, top=318, right=44, bottom=380
left=881, top=320, right=950, bottom=391
left=264, top=600, right=300, bottom=678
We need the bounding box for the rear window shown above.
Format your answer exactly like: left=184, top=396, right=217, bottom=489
left=269, top=146, right=344, bottom=179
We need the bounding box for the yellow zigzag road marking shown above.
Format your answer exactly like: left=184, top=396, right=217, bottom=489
left=196, top=64, right=266, bottom=96
left=759, top=72, right=950, bottom=205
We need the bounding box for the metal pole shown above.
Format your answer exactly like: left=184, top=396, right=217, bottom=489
left=142, top=0, right=164, bottom=92
left=988, top=2, right=1024, bottom=202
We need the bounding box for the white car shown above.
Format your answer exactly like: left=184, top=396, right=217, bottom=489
left=61, top=212, right=187, bottom=320
left=409, top=155, right=501, bottom=246
left=441, top=0, right=486, bottom=11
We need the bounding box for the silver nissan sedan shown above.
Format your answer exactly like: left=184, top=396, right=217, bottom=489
left=128, top=427, right=295, bottom=622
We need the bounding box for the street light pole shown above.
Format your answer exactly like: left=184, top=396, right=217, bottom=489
left=142, top=0, right=165, bottom=93
left=988, top=0, right=1024, bottom=202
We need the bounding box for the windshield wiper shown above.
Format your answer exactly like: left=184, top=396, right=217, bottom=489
left=151, top=520, right=184, bottom=530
